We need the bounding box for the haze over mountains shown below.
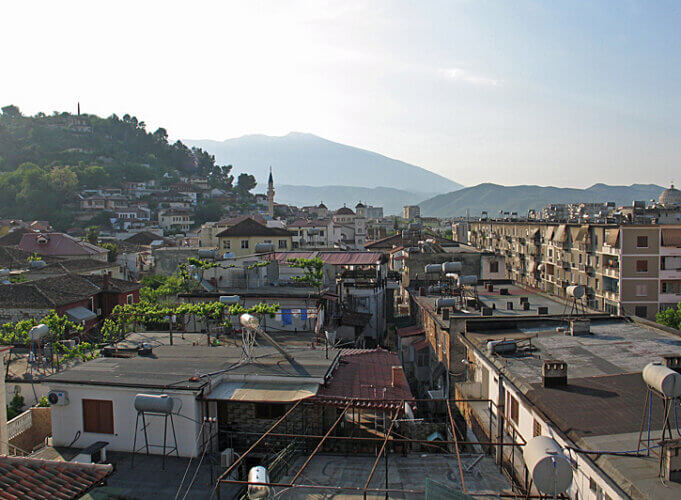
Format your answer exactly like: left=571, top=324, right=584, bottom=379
left=184, top=132, right=462, bottom=212
left=419, top=183, right=667, bottom=218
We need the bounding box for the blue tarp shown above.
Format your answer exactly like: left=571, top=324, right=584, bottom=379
left=281, top=309, right=292, bottom=325
left=300, top=309, right=308, bottom=321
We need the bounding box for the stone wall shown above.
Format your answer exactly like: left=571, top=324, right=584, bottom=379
left=152, top=248, right=198, bottom=275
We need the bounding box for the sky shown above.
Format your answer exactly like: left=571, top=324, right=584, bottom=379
left=1, top=0, right=680, bottom=188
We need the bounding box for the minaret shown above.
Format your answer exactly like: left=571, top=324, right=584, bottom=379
left=267, top=167, right=275, bottom=217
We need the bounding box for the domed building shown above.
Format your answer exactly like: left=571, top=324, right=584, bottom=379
left=660, top=184, right=681, bottom=207
left=355, top=201, right=367, bottom=218
left=333, top=205, right=356, bottom=224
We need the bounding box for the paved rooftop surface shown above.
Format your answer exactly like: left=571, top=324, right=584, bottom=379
left=45, top=343, right=339, bottom=390
left=275, top=453, right=510, bottom=499
left=466, top=317, right=681, bottom=499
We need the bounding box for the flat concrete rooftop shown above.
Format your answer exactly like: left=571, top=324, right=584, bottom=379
left=274, top=453, right=510, bottom=499
left=466, top=317, right=681, bottom=499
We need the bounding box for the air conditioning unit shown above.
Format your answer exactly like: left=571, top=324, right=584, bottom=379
left=47, top=390, right=69, bottom=406
left=221, top=448, right=236, bottom=468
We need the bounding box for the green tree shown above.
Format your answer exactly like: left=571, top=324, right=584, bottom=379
left=657, top=304, right=681, bottom=330
left=1, top=105, right=21, bottom=117
left=194, top=199, right=224, bottom=225
left=287, top=257, right=324, bottom=289
left=101, top=242, right=119, bottom=263
left=236, top=173, right=257, bottom=194
left=86, top=226, right=100, bottom=245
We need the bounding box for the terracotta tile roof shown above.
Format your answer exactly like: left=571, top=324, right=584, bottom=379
left=316, top=252, right=384, bottom=265
left=123, top=231, right=175, bottom=246
left=0, top=274, right=140, bottom=309
left=412, top=338, right=430, bottom=351
left=215, top=218, right=293, bottom=238
left=316, top=348, right=413, bottom=404
left=396, top=325, right=425, bottom=338
left=0, top=228, right=38, bottom=247
left=19, top=233, right=107, bottom=257
left=0, top=456, right=113, bottom=499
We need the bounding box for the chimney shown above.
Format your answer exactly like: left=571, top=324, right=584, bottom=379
left=102, top=272, right=110, bottom=291
left=542, top=360, right=568, bottom=387
left=391, top=366, right=404, bottom=388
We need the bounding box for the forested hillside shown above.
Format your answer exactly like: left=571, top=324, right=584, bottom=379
left=0, top=105, right=234, bottom=228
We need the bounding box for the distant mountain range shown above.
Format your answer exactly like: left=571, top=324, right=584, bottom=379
left=275, top=185, right=435, bottom=215
left=184, top=132, right=462, bottom=194
left=419, top=183, right=666, bottom=218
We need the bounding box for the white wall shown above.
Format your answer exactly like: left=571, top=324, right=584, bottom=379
left=47, top=384, right=203, bottom=457
left=469, top=351, right=623, bottom=500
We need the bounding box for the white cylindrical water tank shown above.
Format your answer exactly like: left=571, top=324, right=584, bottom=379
left=445, top=273, right=458, bottom=280
left=29, top=260, right=47, bottom=269
left=566, top=285, right=585, bottom=299
left=134, top=394, right=174, bottom=414
left=0, top=268, right=10, bottom=276
left=486, top=339, right=517, bottom=354
left=457, top=275, right=478, bottom=286
left=29, top=324, right=50, bottom=342
left=219, top=295, right=240, bottom=305
left=254, top=243, right=275, bottom=253
left=643, top=362, right=681, bottom=398
left=425, top=264, right=442, bottom=274
left=198, top=248, right=215, bottom=259
left=442, top=261, right=462, bottom=273
left=240, top=313, right=260, bottom=330
left=436, top=297, right=457, bottom=309
left=523, top=436, right=573, bottom=495
left=247, top=466, right=271, bottom=499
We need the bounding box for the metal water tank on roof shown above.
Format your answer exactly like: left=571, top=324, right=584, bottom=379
left=134, top=394, right=174, bottom=414
left=643, top=362, right=681, bottom=398
left=523, top=436, right=573, bottom=495
left=435, top=297, right=457, bottom=310
left=566, top=285, right=585, bottom=299
left=198, top=248, right=216, bottom=259
left=29, top=260, right=47, bottom=269
left=254, top=243, right=274, bottom=253
left=425, top=264, right=442, bottom=274
left=486, top=339, right=517, bottom=354
left=29, top=324, right=50, bottom=343
left=219, top=295, right=240, bottom=305
left=442, top=261, right=462, bottom=273
left=247, top=466, right=271, bottom=499
left=445, top=273, right=458, bottom=280
left=457, top=275, right=478, bottom=286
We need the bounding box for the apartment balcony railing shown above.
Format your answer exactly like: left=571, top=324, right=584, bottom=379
left=600, top=245, right=620, bottom=256
left=601, top=267, right=619, bottom=278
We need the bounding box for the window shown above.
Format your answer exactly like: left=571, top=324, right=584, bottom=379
left=533, top=419, right=542, bottom=437
left=241, top=240, right=249, bottom=249
left=635, top=284, right=648, bottom=297
left=635, top=306, right=648, bottom=318
left=489, top=261, right=499, bottom=273
left=636, top=260, right=648, bottom=273
left=319, top=230, right=324, bottom=237
left=254, top=403, right=286, bottom=419
left=82, top=399, right=114, bottom=434
left=223, top=240, right=231, bottom=250
left=278, top=239, right=288, bottom=249
left=126, top=294, right=134, bottom=305
left=637, top=235, right=648, bottom=248
left=508, top=394, right=519, bottom=425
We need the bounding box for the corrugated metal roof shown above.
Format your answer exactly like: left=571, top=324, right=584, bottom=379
left=316, top=252, right=383, bottom=265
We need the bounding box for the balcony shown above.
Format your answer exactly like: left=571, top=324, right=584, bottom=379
left=660, top=269, right=681, bottom=280
left=660, top=292, right=681, bottom=303
left=661, top=246, right=681, bottom=256
left=601, top=267, right=619, bottom=278
left=600, top=245, right=620, bottom=256
left=603, top=290, right=619, bottom=301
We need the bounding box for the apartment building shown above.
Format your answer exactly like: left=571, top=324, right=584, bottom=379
left=468, top=221, right=681, bottom=320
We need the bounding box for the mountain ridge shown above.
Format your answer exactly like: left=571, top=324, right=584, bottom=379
left=183, top=132, right=462, bottom=194
left=419, top=183, right=666, bottom=217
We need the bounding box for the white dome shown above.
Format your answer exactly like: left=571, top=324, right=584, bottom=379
left=660, top=184, right=681, bottom=206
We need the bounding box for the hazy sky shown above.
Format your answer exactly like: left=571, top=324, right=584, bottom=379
left=2, top=1, right=680, bottom=188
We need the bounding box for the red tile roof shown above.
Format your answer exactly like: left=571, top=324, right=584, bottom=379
left=396, top=325, right=425, bottom=338
left=316, top=349, right=414, bottom=404
left=264, top=251, right=384, bottom=265
left=0, top=456, right=113, bottom=499
left=412, top=339, right=430, bottom=351
left=19, top=233, right=107, bottom=257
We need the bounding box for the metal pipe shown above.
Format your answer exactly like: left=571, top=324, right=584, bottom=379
left=290, top=401, right=354, bottom=484
left=216, top=399, right=303, bottom=483
left=363, top=405, right=401, bottom=491
left=447, top=403, right=467, bottom=494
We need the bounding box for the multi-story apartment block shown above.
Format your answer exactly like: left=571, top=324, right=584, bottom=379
left=468, top=221, right=681, bottom=320
left=403, top=205, right=420, bottom=220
